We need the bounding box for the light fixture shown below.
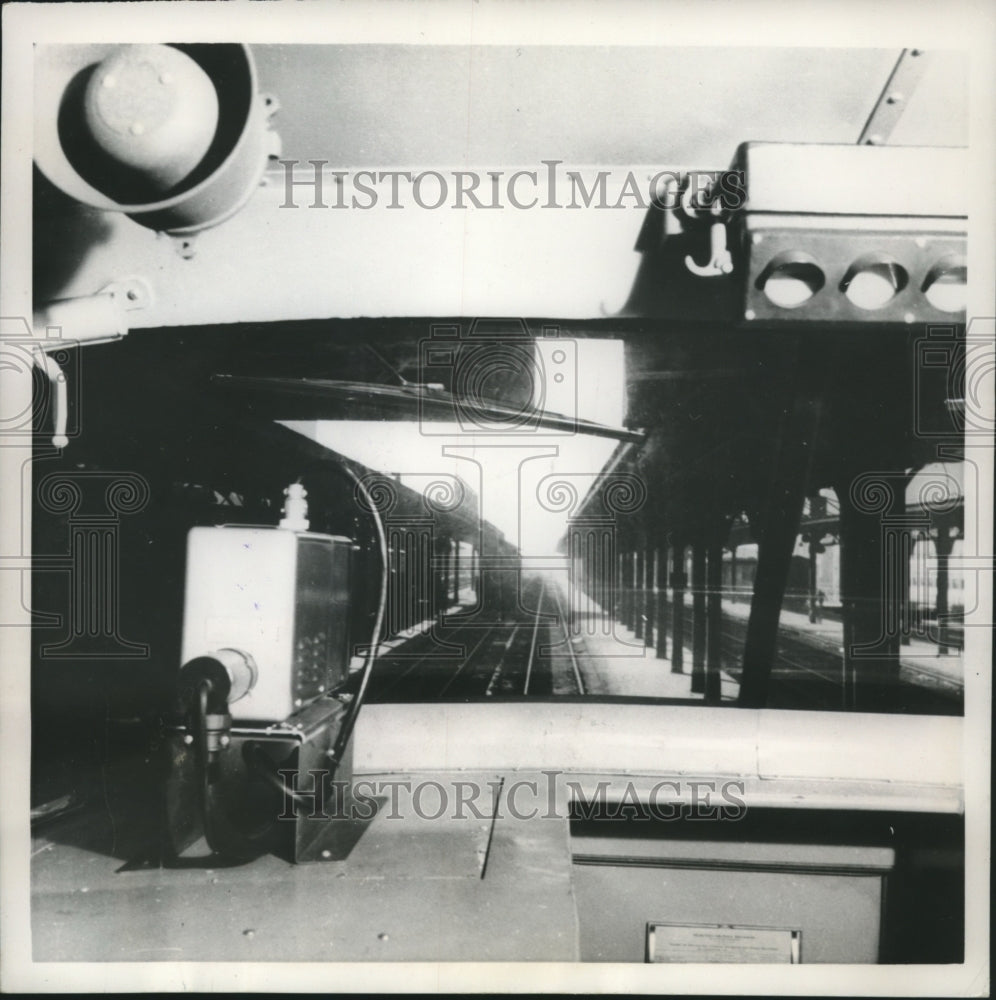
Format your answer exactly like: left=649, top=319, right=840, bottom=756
left=80, top=45, right=221, bottom=201
left=35, top=43, right=280, bottom=235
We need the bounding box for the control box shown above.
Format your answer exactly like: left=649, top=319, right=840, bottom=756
left=180, top=526, right=352, bottom=721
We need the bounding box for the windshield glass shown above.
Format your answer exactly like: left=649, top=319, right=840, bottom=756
left=30, top=321, right=964, bottom=718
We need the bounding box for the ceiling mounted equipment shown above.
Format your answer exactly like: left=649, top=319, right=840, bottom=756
left=736, top=143, right=968, bottom=326
left=34, top=43, right=281, bottom=235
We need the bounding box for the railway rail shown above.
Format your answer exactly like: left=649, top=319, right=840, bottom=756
left=357, top=578, right=963, bottom=715
left=360, top=575, right=587, bottom=702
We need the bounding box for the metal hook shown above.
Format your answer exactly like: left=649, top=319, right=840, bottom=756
left=684, top=200, right=734, bottom=277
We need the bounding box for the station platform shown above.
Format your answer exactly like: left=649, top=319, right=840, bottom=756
left=719, top=598, right=964, bottom=693
left=560, top=581, right=740, bottom=702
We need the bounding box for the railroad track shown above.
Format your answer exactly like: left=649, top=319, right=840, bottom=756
left=361, top=575, right=586, bottom=701
left=362, top=585, right=959, bottom=712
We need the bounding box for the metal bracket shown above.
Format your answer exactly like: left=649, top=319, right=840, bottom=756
left=100, top=275, right=154, bottom=312
left=31, top=276, right=153, bottom=447
left=858, top=49, right=931, bottom=146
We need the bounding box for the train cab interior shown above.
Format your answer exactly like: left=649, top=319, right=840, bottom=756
left=5, top=24, right=989, bottom=983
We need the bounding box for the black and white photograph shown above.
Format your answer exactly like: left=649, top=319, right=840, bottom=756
left=1, top=1, right=992, bottom=994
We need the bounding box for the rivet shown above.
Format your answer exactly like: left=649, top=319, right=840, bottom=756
left=243, top=929, right=255, bottom=938
left=183, top=734, right=194, bottom=745
left=102, top=74, right=116, bottom=89
left=904, top=312, right=916, bottom=324
left=130, top=122, right=145, bottom=136
left=321, top=849, right=332, bottom=859
left=886, top=91, right=904, bottom=105
left=159, top=72, right=173, bottom=85
left=745, top=309, right=756, bottom=321
left=378, top=933, right=390, bottom=942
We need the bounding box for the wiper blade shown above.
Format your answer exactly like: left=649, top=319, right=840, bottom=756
left=212, top=374, right=645, bottom=443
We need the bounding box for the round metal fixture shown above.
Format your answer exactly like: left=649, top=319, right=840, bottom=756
left=82, top=45, right=220, bottom=197
left=35, top=43, right=280, bottom=234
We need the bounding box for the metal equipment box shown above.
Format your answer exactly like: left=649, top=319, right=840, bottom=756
left=572, top=828, right=896, bottom=963
left=180, top=526, right=352, bottom=721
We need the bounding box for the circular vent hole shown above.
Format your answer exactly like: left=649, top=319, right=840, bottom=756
left=758, top=254, right=826, bottom=309
left=841, top=257, right=909, bottom=310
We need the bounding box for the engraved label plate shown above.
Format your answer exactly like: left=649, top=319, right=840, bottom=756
left=646, top=923, right=801, bottom=963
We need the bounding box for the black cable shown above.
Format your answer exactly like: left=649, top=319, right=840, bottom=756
left=327, top=463, right=389, bottom=770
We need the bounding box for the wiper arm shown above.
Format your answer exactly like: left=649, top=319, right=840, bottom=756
left=212, top=374, right=646, bottom=443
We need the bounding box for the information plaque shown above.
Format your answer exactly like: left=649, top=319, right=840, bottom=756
left=646, top=923, right=802, bottom=963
